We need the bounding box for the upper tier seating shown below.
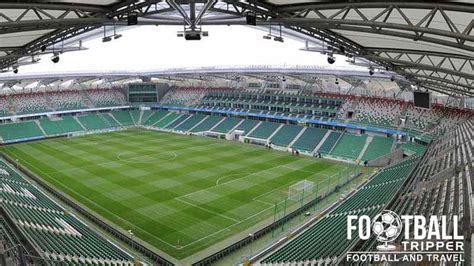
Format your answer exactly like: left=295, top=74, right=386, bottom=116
left=48, top=90, right=85, bottom=111
left=318, top=131, right=342, bottom=154
left=247, top=121, right=281, bottom=139
left=160, top=87, right=213, bottom=106
left=0, top=95, right=10, bottom=116
left=0, top=121, right=44, bottom=142
left=354, top=97, right=403, bottom=128
left=190, top=115, right=223, bottom=132
left=197, top=88, right=343, bottom=120
left=211, top=117, right=243, bottom=133
left=0, top=160, right=134, bottom=265
left=262, top=156, right=419, bottom=264
left=11, top=93, right=50, bottom=115
left=361, top=136, right=394, bottom=161
left=270, top=124, right=303, bottom=147
left=86, top=89, right=125, bottom=107
left=330, top=133, right=367, bottom=160
left=291, top=127, right=328, bottom=152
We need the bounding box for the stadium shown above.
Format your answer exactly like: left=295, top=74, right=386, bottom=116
left=0, top=1, right=472, bottom=266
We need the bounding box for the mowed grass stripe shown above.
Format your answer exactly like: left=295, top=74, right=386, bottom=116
left=3, top=129, right=352, bottom=259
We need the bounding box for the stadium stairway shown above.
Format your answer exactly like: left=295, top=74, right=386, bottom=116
left=190, top=115, right=224, bottom=132
left=34, top=120, right=48, bottom=136
left=142, top=111, right=169, bottom=127
left=111, top=110, right=134, bottom=127
left=154, top=113, right=181, bottom=129
left=311, top=129, right=331, bottom=154
left=270, top=124, right=303, bottom=147
left=164, top=114, right=189, bottom=129
left=73, top=116, right=87, bottom=131
left=317, top=131, right=342, bottom=154
left=207, top=116, right=226, bottom=132
left=211, top=117, right=244, bottom=134
left=242, top=120, right=262, bottom=136
left=329, top=133, right=368, bottom=160
left=287, top=127, right=306, bottom=148
left=100, top=114, right=120, bottom=128
left=141, top=110, right=154, bottom=124
left=130, top=110, right=141, bottom=125
left=360, top=136, right=395, bottom=162
left=356, top=135, right=373, bottom=161
left=267, top=124, right=285, bottom=141
left=175, top=114, right=206, bottom=131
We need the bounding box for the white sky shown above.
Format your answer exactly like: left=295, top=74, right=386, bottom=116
left=16, top=25, right=354, bottom=73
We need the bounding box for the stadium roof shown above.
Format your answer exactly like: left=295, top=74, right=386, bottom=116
left=0, top=0, right=472, bottom=97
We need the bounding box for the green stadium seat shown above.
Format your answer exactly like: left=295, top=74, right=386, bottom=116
left=270, top=124, right=303, bottom=147
left=361, top=136, right=394, bottom=161
left=291, top=127, right=328, bottom=152
left=211, top=117, right=243, bottom=133
left=247, top=121, right=281, bottom=139
left=0, top=121, right=44, bottom=142
left=330, top=134, right=368, bottom=160
left=318, top=131, right=342, bottom=154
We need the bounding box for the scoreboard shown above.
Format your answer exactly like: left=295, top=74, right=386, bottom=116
left=127, top=83, right=158, bottom=103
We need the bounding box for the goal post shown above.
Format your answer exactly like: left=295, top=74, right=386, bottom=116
left=288, top=180, right=314, bottom=201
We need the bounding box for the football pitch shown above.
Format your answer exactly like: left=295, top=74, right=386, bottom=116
left=3, top=128, right=359, bottom=259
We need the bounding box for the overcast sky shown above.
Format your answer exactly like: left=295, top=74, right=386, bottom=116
left=13, top=25, right=355, bottom=74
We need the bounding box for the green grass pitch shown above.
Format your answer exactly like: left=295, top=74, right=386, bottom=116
left=3, top=128, right=356, bottom=259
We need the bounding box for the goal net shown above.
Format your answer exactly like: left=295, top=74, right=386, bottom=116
left=288, top=180, right=314, bottom=201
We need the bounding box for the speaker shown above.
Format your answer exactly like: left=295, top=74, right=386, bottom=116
left=128, top=12, right=138, bottom=26
left=246, top=13, right=256, bottom=26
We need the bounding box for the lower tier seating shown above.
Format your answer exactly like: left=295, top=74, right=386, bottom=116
left=175, top=114, right=207, bottom=131
left=247, top=121, right=281, bottom=139
left=101, top=114, right=120, bottom=128
left=261, top=155, right=419, bottom=264
left=0, top=160, right=134, bottom=265
left=291, top=127, right=328, bottom=152
left=329, top=134, right=368, bottom=160
left=142, top=111, right=169, bottom=126
left=211, top=117, right=242, bottom=133
left=112, top=111, right=134, bottom=126
left=164, top=114, right=189, bottom=129
left=270, top=124, right=303, bottom=147
left=234, top=119, right=259, bottom=134
left=0, top=121, right=44, bottom=142
left=77, top=114, right=110, bottom=130
left=318, top=131, right=342, bottom=154
left=361, top=136, right=394, bottom=161
left=190, top=116, right=223, bottom=132
left=130, top=110, right=141, bottom=125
